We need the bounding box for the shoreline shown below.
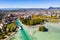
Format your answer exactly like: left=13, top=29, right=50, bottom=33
left=0, top=32, right=16, bottom=40
left=0, top=28, right=19, bottom=40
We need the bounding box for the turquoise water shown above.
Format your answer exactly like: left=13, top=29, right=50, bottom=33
left=26, top=22, right=60, bottom=40
left=11, top=21, right=60, bottom=40
left=12, top=19, right=32, bottom=40
left=33, top=22, right=60, bottom=40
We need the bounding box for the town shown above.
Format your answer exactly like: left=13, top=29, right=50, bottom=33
left=0, top=7, right=60, bottom=40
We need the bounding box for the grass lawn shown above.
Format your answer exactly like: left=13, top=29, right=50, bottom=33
left=48, top=19, right=60, bottom=23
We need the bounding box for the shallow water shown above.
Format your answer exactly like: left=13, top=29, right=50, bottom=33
left=11, top=22, right=60, bottom=40
left=33, top=22, right=60, bottom=40
left=10, top=19, right=32, bottom=40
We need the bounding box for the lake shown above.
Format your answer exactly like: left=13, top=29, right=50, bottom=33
left=11, top=22, right=60, bottom=40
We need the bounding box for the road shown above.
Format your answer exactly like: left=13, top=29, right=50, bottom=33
left=16, top=19, right=32, bottom=40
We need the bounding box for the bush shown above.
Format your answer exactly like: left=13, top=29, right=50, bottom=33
left=6, top=22, right=16, bottom=32
left=39, top=26, right=48, bottom=32
left=20, top=18, right=46, bottom=26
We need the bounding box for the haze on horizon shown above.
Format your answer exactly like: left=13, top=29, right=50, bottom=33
left=0, top=0, right=60, bottom=8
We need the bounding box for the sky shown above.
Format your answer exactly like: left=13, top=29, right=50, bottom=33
left=0, top=0, right=60, bottom=8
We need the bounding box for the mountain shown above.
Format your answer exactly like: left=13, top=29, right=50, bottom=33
left=48, top=7, right=60, bottom=10
left=0, top=7, right=60, bottom=10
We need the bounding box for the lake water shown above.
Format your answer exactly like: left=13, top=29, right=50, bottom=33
left=11, top=22, right=60, bottom=40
